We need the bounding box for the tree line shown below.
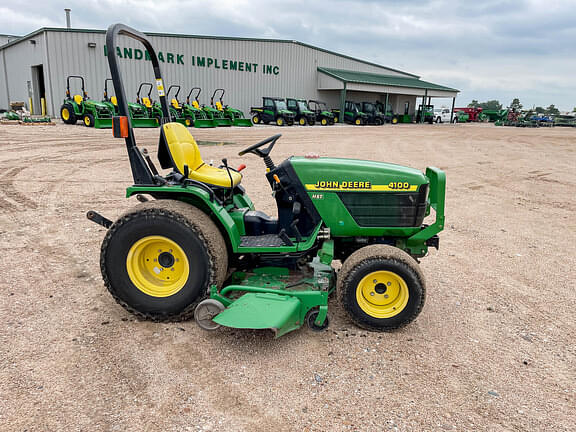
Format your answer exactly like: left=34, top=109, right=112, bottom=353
left=467, top=98, right=574, bottom=115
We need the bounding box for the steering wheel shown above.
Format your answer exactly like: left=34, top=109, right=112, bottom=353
left=238, top=134, right=281, bottom=158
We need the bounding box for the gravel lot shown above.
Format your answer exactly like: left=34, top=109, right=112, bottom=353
left=0, top=122, right=574, bottom=431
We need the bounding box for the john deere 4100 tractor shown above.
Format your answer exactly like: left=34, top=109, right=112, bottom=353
left=88, top=24, right=446, bottom=338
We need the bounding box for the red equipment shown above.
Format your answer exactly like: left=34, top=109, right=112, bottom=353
left=454, top=107, right=483, bottom=122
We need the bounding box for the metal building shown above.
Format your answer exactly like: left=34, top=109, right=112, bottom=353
left=0, top=27, right=458, bottom=119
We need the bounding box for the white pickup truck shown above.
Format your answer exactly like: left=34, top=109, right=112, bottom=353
left=433, top=108, right=453, bottom=123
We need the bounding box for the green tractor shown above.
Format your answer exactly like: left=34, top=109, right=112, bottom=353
left=192, top=88, right=231, bottom=127
left=88, top=24, right=446, bottom=338
left=102, top=78, right=159, bottom=128
left=250, top=97, right=296, bottom=126
left=308, top=100, right=335, bottom=125
left=286, top=98, right=316, bottom=126
left=452, top=110, right=470, bottom=123
left=60, top=75, right=113, bottom=128
left=165, top=84, right=195, bottom=127
left=134, top=82, right=164, bottom=126
left=182, top=88, right=216, bottom=128
left=210, top=89, right=252, bottom=127
left=332, top=101, right=368, bottom=125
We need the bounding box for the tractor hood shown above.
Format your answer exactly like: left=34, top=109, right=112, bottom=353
left=290, top=157, right=428, bottom=192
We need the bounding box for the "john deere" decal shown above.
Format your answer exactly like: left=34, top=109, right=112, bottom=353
left=306, top=181, right=418, bottom=192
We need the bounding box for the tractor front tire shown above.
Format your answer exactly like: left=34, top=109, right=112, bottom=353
left=83, top=113, right=95, bottom=127
left=299, top=117, right=307, bottom=126
left=61, top=104, right=76, bottom=124
left=185, top=117, right=194, bottom=127
left=252, top=114, right=260, bottom=124
left=337, top=245, right=425, bottom=331
left=100, top=200, right=228, bottom=322
left=276, top=117, right=284, bottom=126
left=321, top=118, right=328, bottom=126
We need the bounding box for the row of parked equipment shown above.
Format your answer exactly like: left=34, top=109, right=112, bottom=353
left=59, top=76, right=252, bottom=129
left=250, top=98, right=408, bottom=126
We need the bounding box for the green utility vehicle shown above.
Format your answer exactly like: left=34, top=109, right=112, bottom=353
left=88, top=24, right=446, bottom=338
left=183, top=88, right=216, bottom=128
left=357, top=102, right=386, bottom=125
left=250, top=97, right=296, bottom=126
left=134, top=82, right=164, bottom=126
left=60, top=75, right=113, bottom=128
left=416, top=105, right=434, bottom=124
left=374, top=102, right=400, bottom=124
left=332, top=101, right=368, bottom=125
left=210, top=89, right=252, bottom=127
left=308, top=100, right=335, bottom=125
left=102, top=78, right=159, bottom=128
left=286, top=98, right=316, bottom=126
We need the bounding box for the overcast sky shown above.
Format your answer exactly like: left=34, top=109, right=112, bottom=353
left=2, top=0, right=574, bottom=110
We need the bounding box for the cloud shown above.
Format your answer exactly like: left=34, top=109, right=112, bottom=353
left=1, top=0, right=574, bottom=110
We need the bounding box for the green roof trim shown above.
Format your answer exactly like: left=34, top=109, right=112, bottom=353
left=318, top=67, right=459, bottom=93
left=0, top=27, right=417, bottom=77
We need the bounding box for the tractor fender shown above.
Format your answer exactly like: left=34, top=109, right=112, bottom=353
left=125, top=185, right=242, bottom=253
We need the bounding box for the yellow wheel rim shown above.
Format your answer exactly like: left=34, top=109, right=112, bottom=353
left=392, top=118, right=398, bottom=124
left=334, top=117, right=338, bottom=123
left=277, top=118, right=284, bottom=126
left=126, top=235, right=189, bottom=298
left=252, top=116, right=259, bottom=123
left=299, top=118, right=306, bottom=125
left=321, top=118, right=327, bottom=125
left=62, top=108, right=70, bottom=120
left=355, top=119, right=361, bottom=125
left=84, top=116, right=91, bottom=126
left=356, top=270, right=409, bottom=318
left=185, top=118, right=191, bottom=126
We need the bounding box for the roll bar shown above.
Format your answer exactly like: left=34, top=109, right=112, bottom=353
left=106, top=23, right=171, bottom=185
left=187, top=87, right=201, bottom=104
left=210, top=88, right=225, bottom=106
left=66, top=75, right=87, bottom=100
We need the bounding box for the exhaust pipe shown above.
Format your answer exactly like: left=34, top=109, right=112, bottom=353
left=64, top=8, right=71, bottom=29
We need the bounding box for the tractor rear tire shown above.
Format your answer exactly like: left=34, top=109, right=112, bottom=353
left=61, top=104, right=76, bottom=124
left=185, top=117, right=194, bottom=127
left=337, top=245, right=425, bottom=332
left=83, top=113, right=95, bottom=127
left=252, top=114, right=260, bottom=124
left=299, top=117, right=307, bottom=126
left=321, top=118, right=328, bottom=126
left=100, top=200, right=228, bottom=322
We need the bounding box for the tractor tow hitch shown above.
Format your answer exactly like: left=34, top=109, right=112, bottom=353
left=86, top=211, right=113, bottom=229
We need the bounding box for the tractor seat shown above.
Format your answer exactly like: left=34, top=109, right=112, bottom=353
left=158, top=123, right=241, bottom=188
left=73, top=94, right=83, bottom=104
left=171, top=98, right=181, bottom=109
left=192, top=101, right=200, bottom=109
left=142, top=97, right=152, bottom=108
left=111, top=96, right=118, bottom=106
left=215, top=101, right=224, bottom=111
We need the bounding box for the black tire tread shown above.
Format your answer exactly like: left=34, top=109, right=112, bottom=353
left=337, top=245, right=426, bottom=331
left=100, top=199, right=228, bottom=322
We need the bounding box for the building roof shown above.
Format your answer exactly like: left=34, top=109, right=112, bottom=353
left=318, top=67, right=459, bottom=92
left=0, top=27, right=418, bottom=78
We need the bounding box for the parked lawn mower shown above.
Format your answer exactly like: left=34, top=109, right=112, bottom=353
left=134, top=82, right=164, bottom=127
left=165, top=85, right=195, bottom=127
left=210, top=89, right=252, bottom=127
left=357, top=102, right=386, bottom=125
left=89, top=23, right=446, bottom=338
left=103, top=78, right=159, bottom=128
left=286, top=98, right=316, bottom=126
left=308, top=100, right=334, bottom=125
left=60, top=75, right=113, bottom=128
left=193, top=88, right=231, bottom=127
left=250, top=97, right=296, bottom=126
left=332, top=101, right=368, bottom=125
left=183, top=88, right=216, bottom=128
